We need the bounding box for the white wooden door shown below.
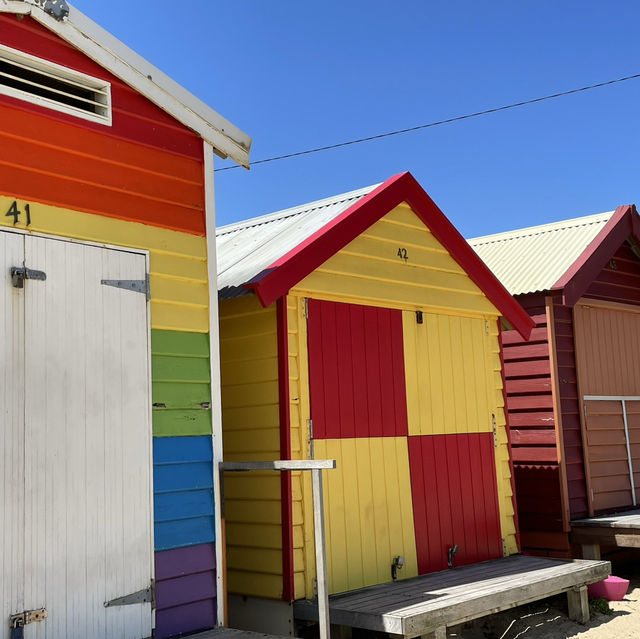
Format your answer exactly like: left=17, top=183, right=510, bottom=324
left=1, top=232, right=26, bottom=639
left=1, top=231, right=153, bottom=639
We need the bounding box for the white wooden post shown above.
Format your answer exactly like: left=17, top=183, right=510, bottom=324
left=220, top=460, right=336, bottom=639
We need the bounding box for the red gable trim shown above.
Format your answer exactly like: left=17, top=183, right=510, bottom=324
left=246, top=172, right=534, bottom=340
left=552, top=205, right=640, bottom=307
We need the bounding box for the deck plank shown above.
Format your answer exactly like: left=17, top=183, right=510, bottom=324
left=190, top=629, right=294, bottom=639
left=294, top=555, right=610, bottom=638
left=573, top=509, right=640, bottom=529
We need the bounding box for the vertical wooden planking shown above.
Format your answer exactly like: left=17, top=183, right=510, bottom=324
left=404, top=311, right=491, bottom=437
left=307, top=299, right=408, bottom=440
left=0, top=231, right=25, bottom=639
left=22, top=236, right=152, bottom=638
left=314, top=438, right=418, bottom=594
left=408, top=433, right=503, bottom=574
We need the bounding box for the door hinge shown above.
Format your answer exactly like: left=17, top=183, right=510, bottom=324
left=304, top=297, right=309, bottom=319
left=492, top=413, right=498, bottom=448
left=485, top=320, right=490, bottom=336
left=416, top=310, right=423, bottom=324
left=308, top=418, right=313, bottom=440
left=104, top=582, right=154, bottom=609
left=101, top=274, right=150, bottom=300
left=11, top=266, right=46, bottom=288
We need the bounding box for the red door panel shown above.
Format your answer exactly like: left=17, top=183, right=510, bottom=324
left=307, top=299, right=408, bottom=439
left=409, top=433, right=503, bottom=573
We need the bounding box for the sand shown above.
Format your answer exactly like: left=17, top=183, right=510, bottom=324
left=447, top=564, right=640, bottom=639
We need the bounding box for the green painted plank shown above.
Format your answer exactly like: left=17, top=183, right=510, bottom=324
left=153, top=409, right=212, bottom=437
left=152, top=329, right=210, bottom=358
left=153, top=382, right=211, bottom=409
left=152, top=355, right=211, bottom=383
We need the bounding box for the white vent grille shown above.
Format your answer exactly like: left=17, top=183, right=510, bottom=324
left=0, top=44, right=112, bottom=125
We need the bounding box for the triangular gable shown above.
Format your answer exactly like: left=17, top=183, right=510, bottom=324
left=0, top=0, right=251, bottom=166
left=245, top=172, right=535, bottom=339
left=552, top=205, right=640, bottom=306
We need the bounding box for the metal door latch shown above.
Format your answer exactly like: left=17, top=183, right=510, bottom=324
left=10, top=609, right=47, bottom=638
left=11, top=267, right=47, bottom=289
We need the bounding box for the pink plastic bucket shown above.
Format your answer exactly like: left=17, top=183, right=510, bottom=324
left=587, top=576, right=630, bottom=601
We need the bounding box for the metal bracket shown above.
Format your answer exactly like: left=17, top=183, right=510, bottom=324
left=104, top=584, right=154, bottom=608
left=10, top=609, right=48, bottom=630
left=101, top=274, right=150, bottom=300
left=11, top=266, right=46, bottom=288
left=24, top=0, right=70, bottom=20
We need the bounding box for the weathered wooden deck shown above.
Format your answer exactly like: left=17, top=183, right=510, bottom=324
left=294, top=555, right=610, bottom=639
left=572, top=509, right=640, bottom=558
left=190, top=629, right=293, bottom=639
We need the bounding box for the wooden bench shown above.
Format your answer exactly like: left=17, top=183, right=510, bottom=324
left=294, top=555, right=610, bottom=639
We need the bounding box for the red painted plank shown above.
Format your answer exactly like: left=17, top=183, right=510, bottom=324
left=408, top=433, right=502, bottom=575
left=510, top=430, right=557, bottom=446
left=508, top=412, right=555, bottom=427
left=504, top=360, right=551, bottom=377
left=508, top=395, right=554, bottom=411
left=501, top=326, right=549, bottom=345
left=505, top=378, right=553, bottom=394
left=511, top=447, right=558, bottom=463
left=308, top=300, right=408, bottom=439
left=503, top=343, right=550, bottom=361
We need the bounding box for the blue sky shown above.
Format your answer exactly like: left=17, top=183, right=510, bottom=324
left=71, top=0, right=640, bottom=237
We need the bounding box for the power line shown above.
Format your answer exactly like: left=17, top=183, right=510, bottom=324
left=215, top=72, right=640, bottom=173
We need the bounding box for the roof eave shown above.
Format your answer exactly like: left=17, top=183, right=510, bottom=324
left=246, top=171, right=535, bottom=340
left=551, top=205, right=638, bottom=307
left=1, top=0, right=251, bottom=167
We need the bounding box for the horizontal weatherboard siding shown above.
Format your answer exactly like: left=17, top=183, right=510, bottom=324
left=152, top=330, right=212, bottom=436
left=155, top=544, right=217, bottom=639
left=1, top=15, right=203, bottom=159
left=0, top=196, right=209, bottom=332
left=153, top=437, right=215, bottom=551
left=0, top=16, right=207, bottom=236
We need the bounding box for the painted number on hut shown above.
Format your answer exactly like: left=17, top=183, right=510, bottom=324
left=397, top=247, right=409, bottom=261
left=5, top=201, right=32, bottom=226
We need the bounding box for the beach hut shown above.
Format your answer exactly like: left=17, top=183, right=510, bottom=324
left=216, top=172, right=535, bottom=633
left=469, top=205, right=640, bottom=558
left=0, top=2, right=250, bottom=638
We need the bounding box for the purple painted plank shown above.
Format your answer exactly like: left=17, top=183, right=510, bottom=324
left=156, top=571, right=216, bottom=610
left=155, top=599, right=216, bottom=639
left=155, top=543, right=216, bottom=581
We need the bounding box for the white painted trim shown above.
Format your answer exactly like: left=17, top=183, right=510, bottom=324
left=584, top=395, right=640, bottom=402
left=204, top=141, right=226, bottom=626
left=0, top=1, right=251, bottom=167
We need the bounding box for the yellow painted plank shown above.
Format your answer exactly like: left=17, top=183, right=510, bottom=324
left=0, top=196, right=209, bottom=332
left=295, top=272, right=496, bottom=316
left=227, top=548, right=283, bottom=576
left=292, top=203, right=502, bottom=317
left=219, top=295, right=283, bottom=599
left=227, top=571, right=283, bottom=599
left=314, top=438, right=418, bottom=595
left=225, top=523, right=282, bottom=550
left=404, top=311, right=492, bottom=436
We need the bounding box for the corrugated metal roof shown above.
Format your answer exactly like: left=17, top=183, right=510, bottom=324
left=216, top=184, right=379, bottom=298
left=468, top=212, right=614, bottom=296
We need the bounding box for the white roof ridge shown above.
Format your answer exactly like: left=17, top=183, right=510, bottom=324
left=217, top=183, right=380, bottom=236
left=0, top=0, right=251, bottom=166
left=469, top=211, right=614, bottom=246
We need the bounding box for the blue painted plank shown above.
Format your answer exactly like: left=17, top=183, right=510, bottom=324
left=153, top=436, right=213, bottom=464
left=154, top=490, right=215, bottom=523
left=155, top=516, right=215, bottom=551
left=154, top=462, right=213, bottom=493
